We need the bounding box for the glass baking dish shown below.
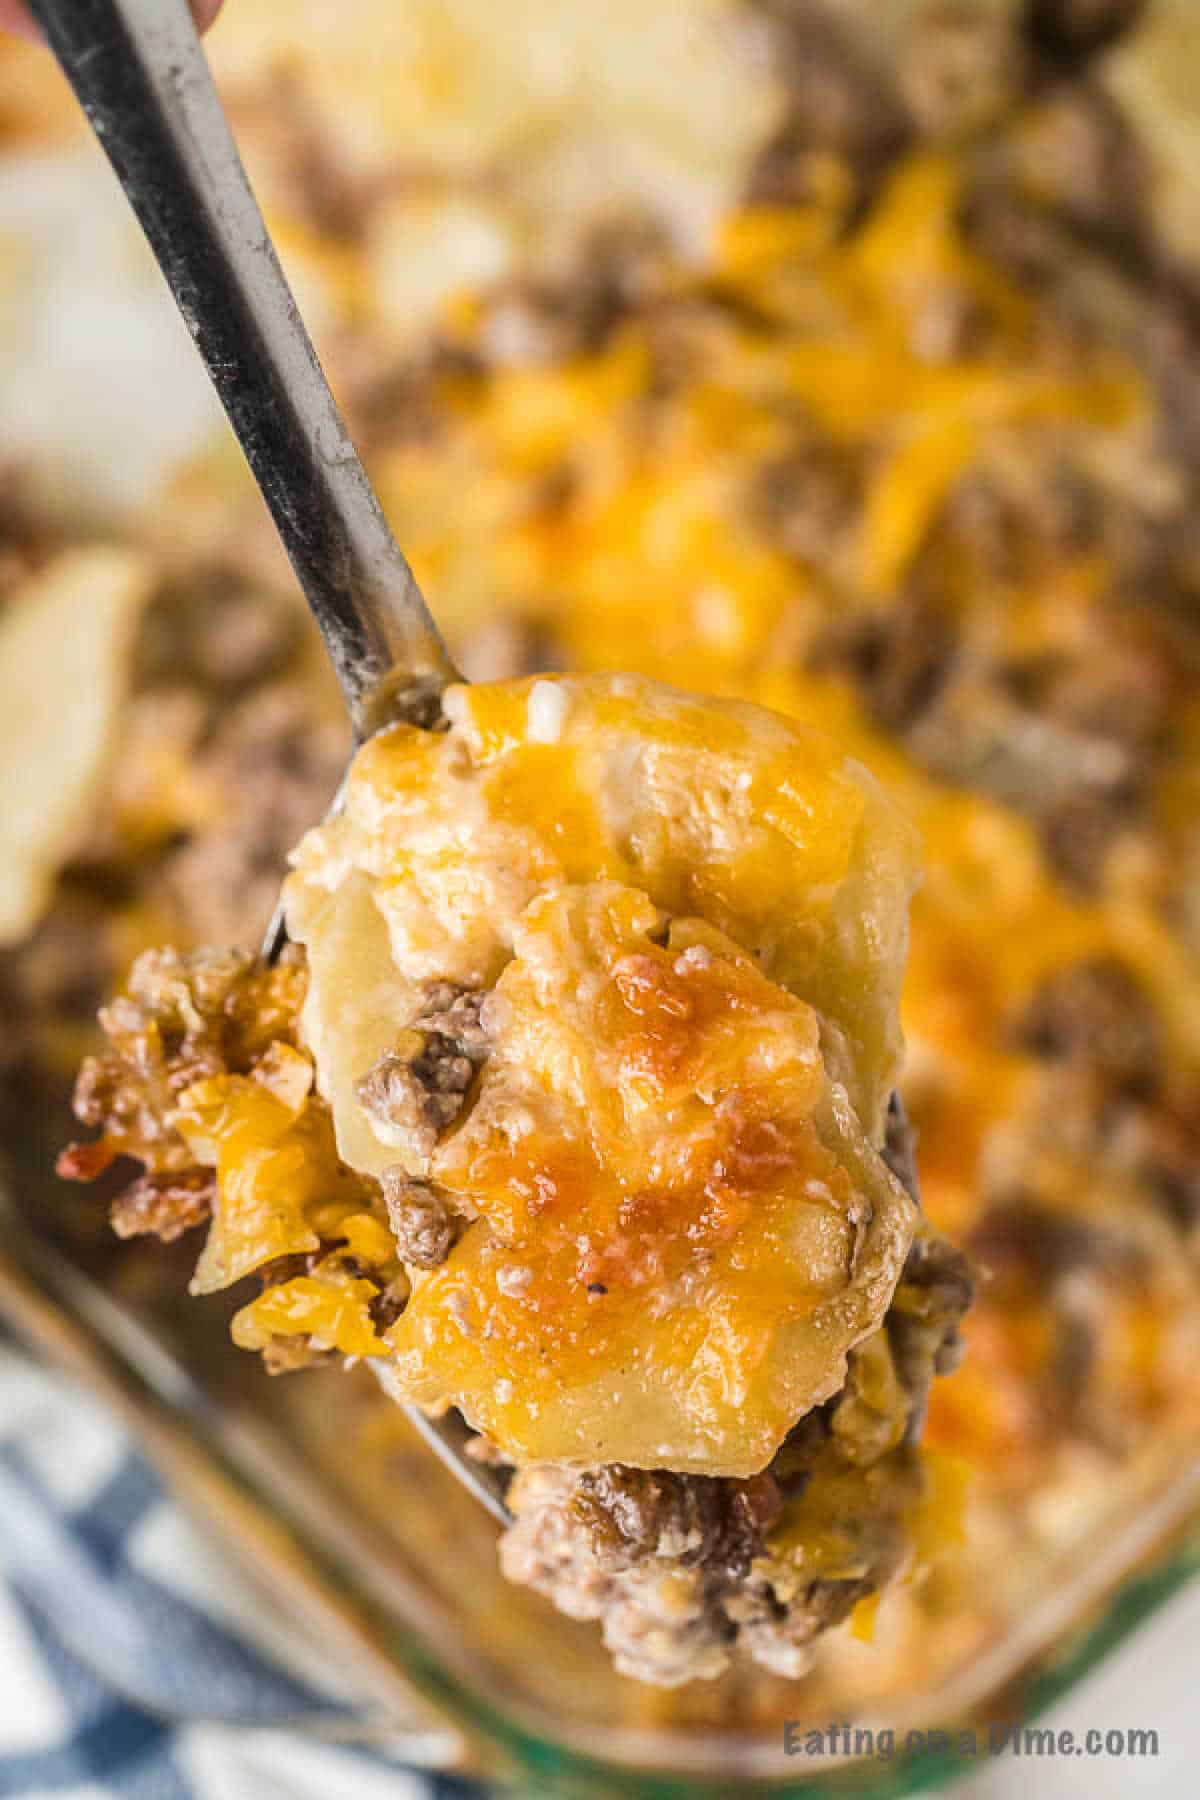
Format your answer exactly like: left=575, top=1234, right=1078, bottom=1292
left=4, top=0, right=1200, bottom=1787
left=3, top=1144, right=1200, bottom=1798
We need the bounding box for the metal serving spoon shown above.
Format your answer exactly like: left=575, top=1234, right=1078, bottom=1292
left=34, top=0, right=919, bottom=1530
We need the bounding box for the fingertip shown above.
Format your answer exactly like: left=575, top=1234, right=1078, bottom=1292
left=190, top=0, right=225, bottom=33
left=2, top=0, right=222, bottom=46
left=0, top=0, right=42, bottom=44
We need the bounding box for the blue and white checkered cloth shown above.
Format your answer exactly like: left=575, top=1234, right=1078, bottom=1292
left=7, top=1342, right=1199, bottom=1800
left=0, top=1345, right=487, bottom=1799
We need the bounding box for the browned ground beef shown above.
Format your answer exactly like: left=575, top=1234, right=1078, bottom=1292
left=964, top=937, right=1200, bottom=1447
left=900, top=3, right=1029, bottom=143
left=745, top=2, right=910, bottom=213
left=572, top=1466, right=783, bottom=1580
left=1012, top=956, right=1161, bottom=1091
left=355, top=983, right=490, bottom=1165
left=379, top=1171, right=459, bottom=1269
left=805, top=560, right=1177, bottom=896
left=58, top=944, right=405, bottom=1374
left=1025, top=0, right=1147, bottom=63
left=109, top=1168, right=216, bottom=1242
left=61, top=945, right=307, bottom=1237
left=0, top=465, right=55, bottom=599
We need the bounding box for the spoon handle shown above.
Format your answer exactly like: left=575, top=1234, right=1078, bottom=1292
left=30, top=0, right=458, bottom=733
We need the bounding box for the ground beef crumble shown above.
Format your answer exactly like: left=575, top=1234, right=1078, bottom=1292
left=572, top=1466, right=783, bottom=1581
left=900, top=2, right=1029, bottom=144
left=58, top=943, right=407, bottom=1373
left=64, top=945, right=308, bottom=1187
left=744, top=2, right=910, bottom=214
left=1012, top=956, right=1161, bottom=1093
left=355, top=983, right=490, bottom=1166
left=109, top=1168, right=216, bottom=1243
left=379, top=1170, right=460, bottom=1268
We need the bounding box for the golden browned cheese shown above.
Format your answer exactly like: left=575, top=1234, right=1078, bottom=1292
left=284, top=672, right=919, bottom=1473
left=173, top=1042, right=405, bottom=1360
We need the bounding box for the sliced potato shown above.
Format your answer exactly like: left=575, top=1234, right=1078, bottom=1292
left=0, top=547, right=152, bottom=944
